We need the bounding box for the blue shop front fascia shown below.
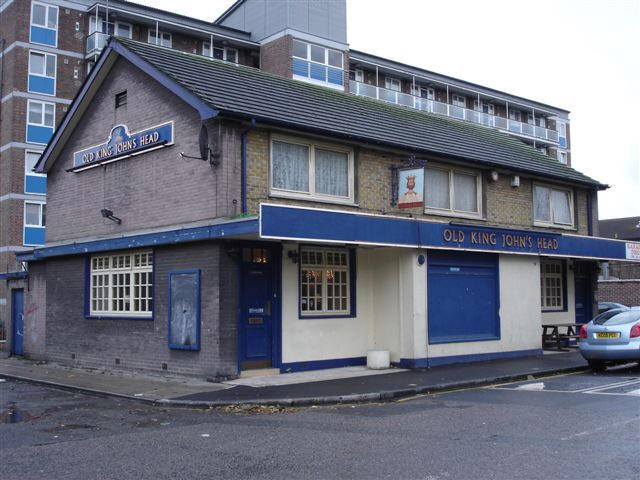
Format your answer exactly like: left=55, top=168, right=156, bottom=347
left=259, top=203, right=638, bottom=262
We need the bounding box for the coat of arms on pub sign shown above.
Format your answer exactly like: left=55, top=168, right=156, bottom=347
left=398, top=167, right=424, bottom=209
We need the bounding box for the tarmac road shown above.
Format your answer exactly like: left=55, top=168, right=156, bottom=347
left=2, top=364, right=639, bottom=480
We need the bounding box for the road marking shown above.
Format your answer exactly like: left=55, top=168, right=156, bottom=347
left=560, top=417, right=640, bottom=441
left=490, top=377, right=640, bottom=396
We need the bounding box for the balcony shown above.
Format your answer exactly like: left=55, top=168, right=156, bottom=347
left=86, top=32, right=109, bottom=56
left=349, top=80, right=559, bottom=144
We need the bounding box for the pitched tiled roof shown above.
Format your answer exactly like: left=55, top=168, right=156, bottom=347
left=599, top=217, right=640, bottom=240
left=112, top=38, right=608, bottom=188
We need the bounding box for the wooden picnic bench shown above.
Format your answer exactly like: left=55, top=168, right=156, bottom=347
left=542, top=323, right=582, bottom=351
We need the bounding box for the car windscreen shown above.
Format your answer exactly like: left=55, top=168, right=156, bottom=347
left=601, top=310, right=640, bottom=326
left=593, top=308, right=629, bottom=325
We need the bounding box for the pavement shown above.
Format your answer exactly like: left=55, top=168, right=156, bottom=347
left=0, top=351, right=590, bottom=407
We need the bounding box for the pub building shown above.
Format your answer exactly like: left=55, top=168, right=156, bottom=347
left=14, top=37, right=640, bottom=378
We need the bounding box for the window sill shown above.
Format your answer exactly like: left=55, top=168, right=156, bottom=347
left=541, top=309, right=568, bottom=313
left=299, top=313, right=356, bottom=320
left=86, top=315, right=153, bottom=321
left=533, top=222, right=576, bottom=231
left=423, top=209, right=485, bottom=221
left=269, top=191, right=357, bottom=208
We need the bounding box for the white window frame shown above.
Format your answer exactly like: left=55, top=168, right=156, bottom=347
left=353, top=69, right=364, bottom=82
left=540, top=260, right=564, bottom=311
left=89, top=17, right=132, bottom=38
left=385, top=76, right=401, bottom=92
left=269, top=135, right=355, bottom=205
left=424, top=164, right=483, bottom=219
left=451, top=94, right=466, bottom=108
left=299, top=247, right=351, bottom=317
left=509, top=110, right=522, bottom=122
left=30, top=1, right=58, bottom=47
left=89, top=251, right=153, bottom=318
left=24, top=201, right=46, bottom=227
left=148, top=30, right=172, bottom=48
left=292, top=40, right=343, bottom=69
left=532, top=183, right=574, bottom=228
left=28, top=50, right=57, bottom=96
left=25, top=150, right=46, bottom=194
left=26, top=99, right=55, bottom=143
left=202, top=43, right=238, bottom=63
left=558, top=151, right=568, bottom=164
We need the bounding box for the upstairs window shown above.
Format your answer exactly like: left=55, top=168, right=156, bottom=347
left=557, top=122, right=567, bottom=148
left=385, top=77, right=401, bottom=92
left=202, top=43, right=238, bottom=63
left=31, top=2, right=58, bottom=46
left=425, top=166, right=481, bottom=218
left=26, top=100, right=55, bottom=145
left=451, top=94, right=466, bottom=108
left=23, top=201, right=46, bottom=246
left=148, top=30, right=172, bottom=48
left=25, top=151, right=46, bottom=195
left=533, top=184, right=573, bottom=227
left=89, top=17, right=132, bottom=38
left=509, top=110, right=522, bottom=122
left=558, top=151, right=568, bottom=164
left=28, top=50, right=56, bottom=95
left=270, top=136, right=354, bottom=204
left=292, top=39, right=343, bottom=89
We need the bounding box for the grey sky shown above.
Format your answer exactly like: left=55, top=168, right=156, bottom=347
left=136, top=0, right=640, bottom=219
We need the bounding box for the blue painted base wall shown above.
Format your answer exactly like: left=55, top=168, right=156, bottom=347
left=396, top=348, right=543, bottom=369
left=280, top=356, right=366, bottom=373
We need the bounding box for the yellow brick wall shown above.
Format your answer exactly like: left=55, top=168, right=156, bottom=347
left=246, top=128, right=592, bottom=235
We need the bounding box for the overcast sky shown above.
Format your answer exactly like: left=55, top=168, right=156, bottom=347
left=137, top=0, right=639, bottom=219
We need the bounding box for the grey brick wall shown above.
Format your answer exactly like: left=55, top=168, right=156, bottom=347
left=597, top=280, right=640, bottom=306
left=41, top=242, right=239, bottom=379
left=47, top=58, right=241, bottom=243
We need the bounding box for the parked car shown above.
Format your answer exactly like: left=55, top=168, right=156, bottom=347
left=597, top=301, right=627, bottom=314
left=579, top=307, right=640, bottom=370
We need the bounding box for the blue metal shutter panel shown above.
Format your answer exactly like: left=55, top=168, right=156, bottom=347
left=427, top=251, right=500, bottom=344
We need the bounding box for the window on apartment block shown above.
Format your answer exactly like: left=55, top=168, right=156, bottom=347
left=425, top=166, right=481, bottom=217
left=28, top=50, right=56, bottom=95
left=558, top=151, right=568, bottom=164
left=414, top=86, right=435, bottom=100
left=89, top=251, right=153, bottom=318
left=24, top=202, right=46, bottom=227
left=270, top=136, right=354, bottom=204
left=148, top=30, right=172, bottom=48
left=533, top=185, right=573, bottom=227
left=540, top=260, right=564, bottom=310
left=385, top=77, right=401, bottom=92
left=25, top=151, right=46, bottom=195
left=300, top=247, right=352, bottom=317
left=89, top=17, right=132, bottom=38
left=31, top=2, right=58, bottom=46
left=557, top=122, right=567, bottom=148
left=292, top=39, right=343, bottom=88
left=451, top=94, right=466, bottom=108
left=27, top=99, right=55, bottom=144
left=202, top=43, right=238, bottom=63
left=509, top=110, right=522, bottom=122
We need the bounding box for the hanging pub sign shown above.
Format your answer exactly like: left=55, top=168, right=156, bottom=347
left=71, top=121, right=174, bottom=171
left=398, top=167, right=424, bottom=209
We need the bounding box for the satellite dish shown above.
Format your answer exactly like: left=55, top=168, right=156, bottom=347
left=199, top=124, right=209, bottom=161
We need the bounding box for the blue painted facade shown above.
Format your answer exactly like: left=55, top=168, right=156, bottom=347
left=260, top=204, right=635, bottom=262
left=27, top=125, right=54, bottom=145
left=30, top=25, right=56, bottom=47
left=281, top=356, right=367, bottom=373
left=25, top=175, right=47, bottom=195
left=28, top=75, right=55, bottom=95
left=24, top=226, right=45, bottom=246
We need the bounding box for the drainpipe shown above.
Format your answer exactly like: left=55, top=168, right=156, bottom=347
left=240, top=118, right=256, bottom=215
left=587, top=190, right=593, bottom=236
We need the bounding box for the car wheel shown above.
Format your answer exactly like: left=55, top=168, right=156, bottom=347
left=588, top=360, right=606, bottom=371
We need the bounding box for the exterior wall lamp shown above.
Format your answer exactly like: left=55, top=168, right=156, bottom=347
left=100, top=208, right=122, bottom=225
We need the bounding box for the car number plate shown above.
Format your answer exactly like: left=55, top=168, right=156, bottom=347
left=596, top=332, right=620, bottom=339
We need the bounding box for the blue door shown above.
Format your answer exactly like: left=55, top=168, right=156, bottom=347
left=427, top=251, right=500, bottom=344
left=11, top=289, right=24, bottom=355
left=574, top=263, right=593, bottom=324
left=239, top=247, right=277, bottom=370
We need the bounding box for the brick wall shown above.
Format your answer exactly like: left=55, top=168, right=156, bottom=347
left=40, top=242, right=239, bottom=378
left=597, top=280, right=640, bottom=306
left=46, top=58, right=241, bottom=243
left=244, top=128, right=594, bottom=235
left=260, top=34, right=292, bottom=78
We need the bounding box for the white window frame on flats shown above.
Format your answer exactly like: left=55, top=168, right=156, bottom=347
left=28, top=50, right=57, bottom=95
left=148, top=30, right=172, bottom=48
left=269, top=134, right=355, bottom=205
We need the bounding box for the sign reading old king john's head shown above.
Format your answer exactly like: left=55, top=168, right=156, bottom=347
left=72, top=121, right=174, bottom=171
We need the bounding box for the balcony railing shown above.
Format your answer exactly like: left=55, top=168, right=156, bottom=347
left=349, top=80, right=559, bottom=144
left=86, top=32, right=109, bottom=55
